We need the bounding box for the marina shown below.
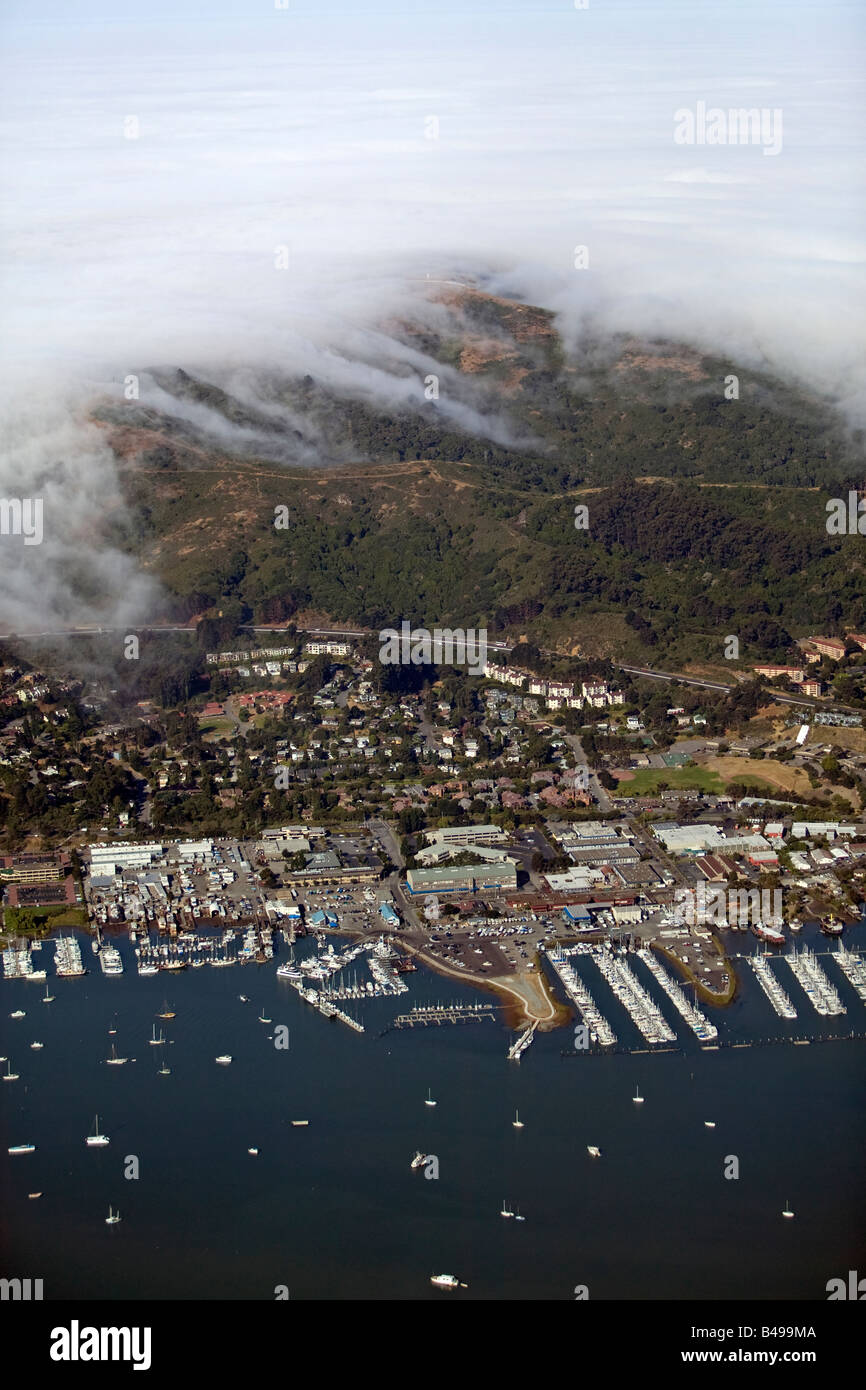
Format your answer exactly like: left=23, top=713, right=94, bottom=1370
left=832, top=943, right=866, bottom=1005
left=590, top=944, right=678, bottom=1045
left=635, top=948, right=718, bottom=1041
left=748, top=951, right=798, bottom=1020
left=545, top=947, right=617, bottom=1048
left=783, top=946, right=846, bottom=1017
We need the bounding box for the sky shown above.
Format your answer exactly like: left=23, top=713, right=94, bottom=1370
left=0, top=0, right=864, bottom=628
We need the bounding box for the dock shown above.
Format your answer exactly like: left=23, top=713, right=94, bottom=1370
left=508, top=1021, right=537, bottom=1062
left=386, top=1001, right=495, bottom=1031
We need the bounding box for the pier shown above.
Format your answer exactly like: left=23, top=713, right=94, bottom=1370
left=385, top=1001, right=496, bottom=1031
left=749, top=952, right=798, bottom=1019
left=545, top=948, right=616, bottom=1047
left=508, top=1021, right=538, bottom=1061
left=832, top=943, right=866, bottom=1004
left=637, top=948, right=718, bottom=1041
left=591, top=947, right=677, bottom=1045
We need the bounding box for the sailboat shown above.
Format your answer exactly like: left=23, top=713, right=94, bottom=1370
left=105, top=1205, right=122, bottom=1225
left=704, top=1120, right=716, bottom=1129
left=512, top=1109, right=524, bottom=1128
left=157, top=1060, right=171, bottom=1076
left=86, top=1114, right=110, bottom=1147
left=425, top=1088, right=437, bottom=1107
left=500, top=1199, right=514, bottom=1218
left=514, top=1205, right=526, bottom=1222
left=633, top=1086, right=644, bottom=1104
left=258, top=1010, right=272, bottom=1023
left=105, top=1043, right=128, bottom=1065
left=782, top=1200, right=795, bottom=1219
left=3, top=1059, right=19, bottom=1081
left=157, top=1000, right=176, bottom=1019
left=148, top=1026, right=165, bottom=1046
left=42, top=983, right=55, bottom=1003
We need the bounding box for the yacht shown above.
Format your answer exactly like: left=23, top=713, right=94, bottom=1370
left=248, top=1147, right=259, bottom=1155
left=148, top=1026, right=165, bottom=1046
left=704, top=1120, right=716, bottom=1128
left=512, top=1109, right=524, bottom=1128
left=8, top=1143, right=36, bottom=1154
left=28, top=1192, right=42, bottom=1199
left=215, top=1055, right=232, bottom=1065
left=430, top=1274, right=460, bottom=1289
left=86, top=1115, right=110, bottom=1147
left=425, top=1088, right=437, bottom=1107
left=10, top=1010, right=25, bottom=1019
left=500, top=1200, right=514, bottom=1218
left=587, top=1146, right=601, bottom=1158
left=105, top=1206, right=122, bottom=1225
left=410, top=1151, right=427, bottom=1169
left=291, top=1119, right=309, bottom=1126
left=105, top=1044, right=128, bottom=1065
left=30, top=1041, right=44, bottom=1050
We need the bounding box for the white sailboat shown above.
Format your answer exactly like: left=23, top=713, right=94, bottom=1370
left=512, top=1109, right=524, bottom=1128
left=148, top=1026, right=165, bottom=1046
left=782, top=1200, right=795, bottom=1219
left=105, top=1043, right=127, bottom=1065
left=587, top=1145, right=601, bottom=1158
left=704, top=1120, right=716, bottom=1128
left=86, top=1114, right=110, bottom=1147
left=425, top=1088, right=436, bottom=1107
left=3, top=1059, right=19, bottom=1081
left=105, top=1205, right=122, bottom=1225
left=500, top=1199, right=514, bottom=1218
left=42, top=983, right=55, bottom=1003
left=633, top=1086, right=644, bottom=1104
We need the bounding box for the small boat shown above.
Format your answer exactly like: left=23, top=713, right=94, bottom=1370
left=28, top=1192, right=42, bottom=1199
left=30, top=1042, right=44, bottom=1050
left=500, top=1199, right=514, bottom=1218
left=410, top=1151, right=427, bottom=1169
left=248, top=1147, right=259, bottom=1155
left=238, top=995, right=249, bottom=1003
left=633, top=1087, right=644, bottom=1104
left=148, top=1026, right=165, bottom=1046
left=782, top=1201, right=794, bottom=1219
left=8, top=1143, right=36, bottom=1155
left=789, top=919, right=803, bottom=933
left=512, top=1109, right=524, bottom=1128
left=430, top=1273, right=460, bottom=1289
left=157, top=1000, right=176, bottom=1019
left=258, top=1014, right=272, bottom=1024
left=105, top=1205, right=122, bottom=1225
left=157, top=1063, right=171, bottom=1076
left=704, top=1121, right=716, bottom=1128
left=215, top=1055, right=232, bottom=1065
left=10, top=1010, right=25, bottom=1019
left=105, top=1044, right=127, bottom=1065
left=291, top=1120, right=309, bottom=1126
left=3, top=1060, right=19, bottom=1081
left=425, top=1088, right=436, bottom=1107
left=587, top=1146, right=601, bottom=1158
left=514, top=1206, right=525, bottom=1222
left=86, top=1114, right=110, bottom=1147
left=42, top=984, right=55, bottom=1003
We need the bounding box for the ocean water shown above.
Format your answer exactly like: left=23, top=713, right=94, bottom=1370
left=1, top=925, right=864, bottom=1301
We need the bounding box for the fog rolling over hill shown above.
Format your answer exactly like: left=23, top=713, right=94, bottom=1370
left=0, top=0, right=864, bottom=637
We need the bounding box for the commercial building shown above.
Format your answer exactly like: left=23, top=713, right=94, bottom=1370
left=89, top=842, right=163, bottom=875
left=405, top=862, right=517, bottom=895
left=423, top=824, right=507, bottom=847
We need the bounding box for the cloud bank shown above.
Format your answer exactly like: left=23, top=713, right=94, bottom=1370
left=0, top=0, right=864, bottom=628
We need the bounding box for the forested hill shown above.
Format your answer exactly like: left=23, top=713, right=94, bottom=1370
left=94, top=286, right=865, bottom=663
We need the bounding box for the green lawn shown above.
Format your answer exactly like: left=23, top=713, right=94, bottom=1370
left=613, top=765, right=724, bottom=796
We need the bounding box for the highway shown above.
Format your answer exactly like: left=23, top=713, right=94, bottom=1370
left=0, top=622, right=854, bottom=715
